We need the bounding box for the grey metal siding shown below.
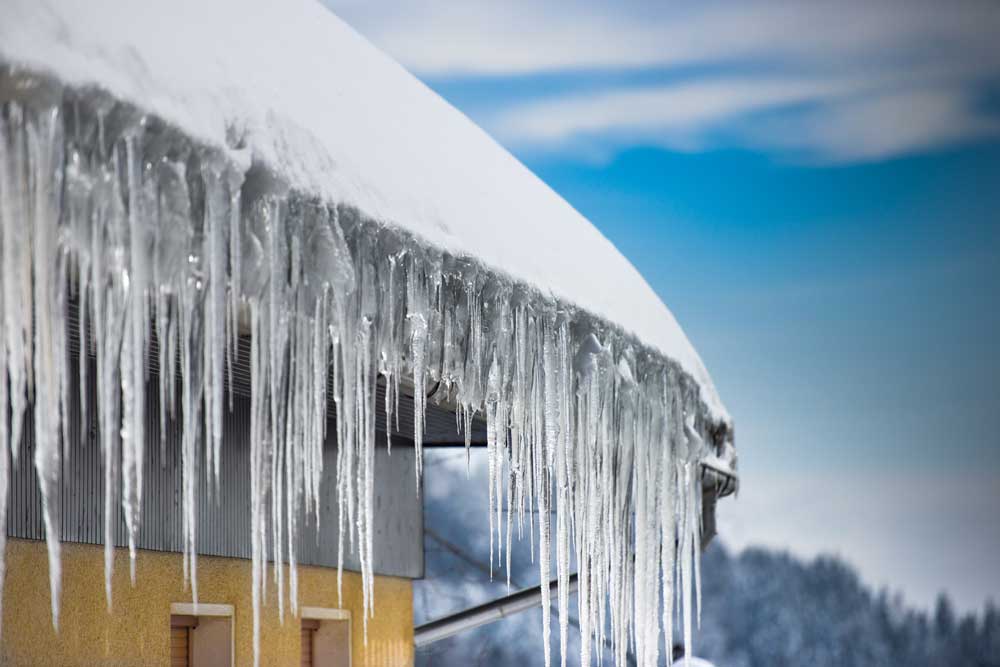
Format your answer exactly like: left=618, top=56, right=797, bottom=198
left=7, top=352, right=424, bottom=579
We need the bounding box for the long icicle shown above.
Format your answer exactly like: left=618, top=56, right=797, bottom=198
left=0, top=86, right=730, bottom=667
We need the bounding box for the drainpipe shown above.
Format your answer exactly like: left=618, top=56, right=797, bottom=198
left=414, top=574, right=578, bottom=648
left=414, top=449, right=738, bottom=649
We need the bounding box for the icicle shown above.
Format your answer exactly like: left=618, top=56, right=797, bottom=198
left=0, top=242, right=8, bottom=637
left=26, top=103, right=68, bottom=629
left=486, top=353, right=500, bottom=579
left=249, top=300, right=267, bottom=667
left=356, top=245, right=379, bottom=642
left=661, top=389, right=679, bottom=665
left=554, top=320, right=571, bottom=667
left=202, top=163, right=228, bottom=496
left=121, top=132, right=150, bottom=585
left=538, top=318, right=558, bottom=667
left=93, top=142, right=128, bottom=612
left=0, top=105, right=32, bottom=471
left=406, top=256, right=430, bottom=486
left=267, top=197, right=287, bottom=623
left=0, top=83, right=731, bottom=667
left=0, top=107, right=15, bottom=639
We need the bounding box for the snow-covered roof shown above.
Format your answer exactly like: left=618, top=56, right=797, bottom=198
left=0, top=0, right=728, bottom=425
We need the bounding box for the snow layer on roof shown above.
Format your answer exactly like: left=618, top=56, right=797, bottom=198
left=0, top=0, right=727, bottom=423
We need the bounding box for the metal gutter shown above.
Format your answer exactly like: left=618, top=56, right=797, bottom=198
left=414, top=574, right=579, bottom=648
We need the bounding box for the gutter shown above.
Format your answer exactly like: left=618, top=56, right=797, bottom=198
left=414, top=457, right=737, bottom=645
left=414, top=574, right=578, bottom=648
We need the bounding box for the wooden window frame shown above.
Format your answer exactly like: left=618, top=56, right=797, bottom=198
left=170, top=620, right=194, bottom=667
left=170, top=602, right=235, bottom=667
left=301, top=607, right=352, bottom=667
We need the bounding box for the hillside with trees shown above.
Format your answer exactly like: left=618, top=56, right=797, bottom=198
left=415, top=454, right=999, bottom=666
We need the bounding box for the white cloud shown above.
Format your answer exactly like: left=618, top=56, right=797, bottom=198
left=492, top=78, right=852, bottom=143
left=490, top=80, right=1000, bottom=162
left=740, top=87, right=1000, bottom=162
left=325, top=0, right=1000, bottom=162
left=326, top=0, right=1000, bottom=80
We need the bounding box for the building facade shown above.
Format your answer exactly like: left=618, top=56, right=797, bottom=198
left=2, top=345, right=424, bottom=666
left=3, top=539, right=413, bottom=666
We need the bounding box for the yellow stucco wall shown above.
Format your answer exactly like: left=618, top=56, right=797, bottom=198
left=1, top=538, right=413, bottom=666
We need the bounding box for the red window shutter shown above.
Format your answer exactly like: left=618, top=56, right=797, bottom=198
left=301, top=624, right=315, bottom=667
left=170, top=626, right=190, bottom=667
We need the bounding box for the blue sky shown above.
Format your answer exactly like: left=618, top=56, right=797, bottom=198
left=325, top=0, right=1000, bottom=612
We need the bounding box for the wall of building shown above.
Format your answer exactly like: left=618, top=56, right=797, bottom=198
left=8, top=354, right=424, bottom=580
left=1, top=539, right=414, bottom=666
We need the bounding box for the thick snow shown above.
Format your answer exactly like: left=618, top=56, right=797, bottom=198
left=0, top=0, right=727, bottom=424
left=0, top=2, right=736, bottom=666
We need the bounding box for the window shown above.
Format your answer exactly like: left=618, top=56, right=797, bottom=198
left=171, top=616, right=194, bottom=667
left=301, top=619, right=319, bottom=667
left=170, top=603, right=234, bottom=667
left=300, top=607, right=351, bottom=667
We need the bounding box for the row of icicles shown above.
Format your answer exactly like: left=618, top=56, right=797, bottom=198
left=0, top=91, right=718, bottom=666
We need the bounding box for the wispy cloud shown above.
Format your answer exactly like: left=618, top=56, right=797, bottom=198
left=325, top=0, right=1000, bottom=161
left=327, top=0, right=1000, bottom=79
left=493, top=78, right=855, bottom=142
left=490, top=80, right=1000, bottom=162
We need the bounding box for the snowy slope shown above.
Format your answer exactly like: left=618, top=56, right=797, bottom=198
left=0, top=0, right=727, bottom=423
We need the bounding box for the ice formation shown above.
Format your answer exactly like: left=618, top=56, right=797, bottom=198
left=0, top=75, right=732, bottom=666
